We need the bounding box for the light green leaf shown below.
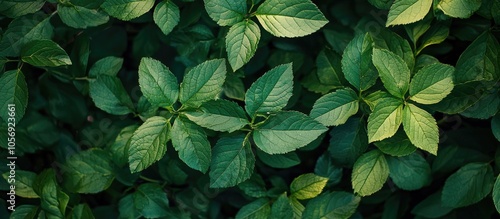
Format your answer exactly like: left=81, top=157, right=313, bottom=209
left=387, top=153, right=431, bottom=191
left=171, top=117, right=211, bottom=173
left=101, top=0, right=155, bottom=21
left=411, top=191, right=453, bottom=218
left=236, top=198, right=271, bottom=219
left=0, top=12, right=53, bottom=57
left=184, top=99, right=248, bottom=132
left=409, top=63, right=454, bottom=104
left=302, top=191, right=360, bottom=219
left=0, top=69, right=28, bottom=124
left=402, top=103, right=438, bottom=155
left=316, top=48, right=345, bottom=88
left=179, top=59, right=226, bottom=107
left=253, top=111, right=327, bottom=154
left=20, top=39, right=72, bottom=67
left=290, top=173, right=328, bottom=200
left=437, top=0, right=482, bottom=18
left=271, top=193, right=293, bottom=219
left=255, top=0, right=328, bottom=38
left=290, top=197, right=305, bottom=218
left=370, top=29, right=415, bottom=70
left=88, top=56, right=123, bottom=77
left=367, top=97, right=404, bottom=143
left=58, top=4, right=109, bottom=29
left=138, top=57, right=179, bottom=108
left=363, top=91, right=394, bottom=111
left=226, top=19, right=261, bottom=71
left=493, top=175, right=500, bottom=213
left=2, top=170, right=38, bottom=198
left=62, top=149, right=115, bottom=193
left=352, top=150, right=389, bottom=196
left=329, top=117, right=368, bottom=167
left=374, top=130, right=417, bottom=157
left=245, top=63, right=293, bottom=117
left=372, top=48, right=411, bottom=98
left=386, top=0, right=433, bottom=26
left=128, top=116, right=169, bottom=173
left=153, top=0, right=180, bottom=36
left=256, top=150, right=300, bottom=168
left=89, top=75, right=135, bottom=115
left=341, top=33, right=378, bottom=91
left=133, top=183, right=170, bottom=218
left=204, top=0, right=247, bottom=26
left=209, top=135, right=255, bottom=188
left=0, top=0, right=44, bottom=18
left=442, top=163, right=494, bottom=208
left=310, top=88, right=359, bottom=127
left=404, top=14, right=432, bottom=45
left=70, top=204, right=95, bottom=219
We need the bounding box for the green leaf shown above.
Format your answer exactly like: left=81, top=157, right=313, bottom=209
left=9, top=205, right=39, bottom=219
left=460, top=90, right=500, bottom=119
left=329, top=117, right=368, bottom=167
left=404, top=14, right=432, bottom=45
left=109, top=125, right=138, bottom=168
left=372, top=48, right=411, bottom=98
left=253, top=111, right=327, bottom=154
left=368, top=0, right=393, bottom=9
left=290, top=173, right=328, bottom=200
left=255, top=0, right=328, bottom=38
left=89, top=75, right=135, bottom=115
left=310, top=88, right=359, bottom=127
left=0, top=12, right=53, bottom=57
left=2, top=170, right=38, bottom=198
left=236, top=198, right=271, bottom=219
left=245, top=63, right=293, bottom=117
left=416, top=22, right=450, bottom=55
left=171, top=117, right=211, bottom=173
left=411, top=191, right=453, bottom=218
left=367, top=97, right=404, bottom=143
left=70, top=204, right=95, bottom=219
left=442, top=163, right=494, bottom=208
left=58, top=4, right=109, bottom=29
left=0, top=69, right=28, bottom=124
left=62, top=149, right=114, bottom=194
left=179, top=59, right=226, bottom=107
left=341, top=33, right=378, bottom=91
left=20, top=39, right=72, bottom=67
left=387, top=153, right=431, bottom=190
left=290, top=197, right=305, bottom=218
left=432, top=145, right=490, bottom=174
left=386, top=0, right=433, bottom=26
left=409, top=63, right=454, bottom=104
left=153, top=0, right=180, bottom=36
left=371, top=29, right=415, bottom=70
left=184, top=99, right=248, bottom=132
left=374, top=130, right=417, bottom=157
left=492, top=114, right=500, bottom=142
left=138, top=57, right=179, bottom=108
left=119, top=194, right=141, bottom=219
left=133, top=183, right=170, bottom=218
left=203, top=0, right=247, bottom=26
left=101, top=0, right=155, bottom=21
left=226, top=20, right=261, bottom=71
left=314, top=154, right=343, bottom=186
left=209, top=135, right=255, bottom=188
left=128, top=116, right=169, bottom=173
left=437, top=0, right=482, bottom=18
left=271, top=193, right=293, bottom=219
left=351, top=150, right=390, bottom=196
left=302, top=192, right=360, bottom=219
left=256, top=150, right=300, bottom=168
left=33, top=169, right=69, bottom=219
left=89, top=56, right=123, bottom=77
left=402, top=103, right=438, bottom=155
left=493, top=175, right=500, bottom=214
left=363, top=91, right=394, bottom=111
left=316, top=48, right=345, bottom=88
left=0, top=0, right=44, bottom=18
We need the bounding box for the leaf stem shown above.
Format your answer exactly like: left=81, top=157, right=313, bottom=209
left=139, top=175, right=162, bottom=184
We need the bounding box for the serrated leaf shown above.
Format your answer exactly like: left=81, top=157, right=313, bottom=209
left=374, top=130, right=417, bottom=157
left=367, top=97, right=404, bottom=143
left=179, top=59, right=226, bottom=107
left=411, top=191, right=453, bottom=218
left=236, top=198, right=271, bottom=219
left=352, top=150, right=390, bottom=196
left=204, top=0, right=247, bottom=26
left=290, top=173, right=328, bottom=200
left=416, top=22, right=450, bottom=55
left=89, top=56, right=123, bottom=77
left=226, top=20, right=260, bottom=71
left=442, top=163, right=494, bottom=208
left=209, top=135, right=255, bottom=188
left=310, top=87, right=359, bottom=127
left=302, top=191, right=360, bottom=219
left=70, top=204, right=95, bottom=219
left=119, top=194, right=141, bottom=219
left=437, top=0, right=482, bottom=18
left=101, top=0, right=155, bottom=21
left=89, top=75, right=135, bottom=115
left=409, top=63, right=454, bottom=104
left=341, top=33, right=378, bottom=91
left=290, top=197, right=305, bottom=218
left=402, top=103, right=438, bottom=155
left=138, top=57, right=179, bottom=108
left=62, top=149, right=115, bottom=193
left=109, top=125, right=138, bottom=167
left=386, top=0, right=432, bottom=26
left=0, top=0, right=44, bottom=18
left=184, top=99, right=248, bottom=132
left=271, top=193, right=293, bottom=219
left=493, top=175, right=500, bottom=213
left=329, top=117, right=368, bottom=167
left=460, top=90, right=500, bottom=119
left=9, top=205, right=39, bottom=219
left=253, top=111, right=327, bottom=154
left=432, top=145, right=490, bottom=174
left=315, top=154, right=343, bottom=186
left=255, top=0, right=328, bottom=38
left=0, top=69, right=28, bottom=124
left=256, top=150, right=300, bottom=169
left=171, top=117, right=211, bottom=173
left=316, top=48, right=345, bottom=87
left=33, top=169, right=69, bottom=219
left=372, top=48, right=411, bottom=98
left=153, top=0, right=180, bottom=36
left=128, top=116, right=169, bottom=173
left=20, top=39, right=72, bottom=67
left=238, top=173, right=267, bottom=198
left=58, top=4, right=109, bottom=29
left=387, top=153, right=431, bottom=191
left=133, top=183, right=170, bottom=218
left=245, top=63, right=293, bottom=117
left=370, top=29, right=415, bottom=70
left=2, top=170, right=38, bottom=198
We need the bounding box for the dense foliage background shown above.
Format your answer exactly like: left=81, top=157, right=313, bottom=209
left=0, top=0, right=500, bottom=218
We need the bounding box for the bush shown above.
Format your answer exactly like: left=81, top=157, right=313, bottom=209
left=0, top=0, right=499, bottom=218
